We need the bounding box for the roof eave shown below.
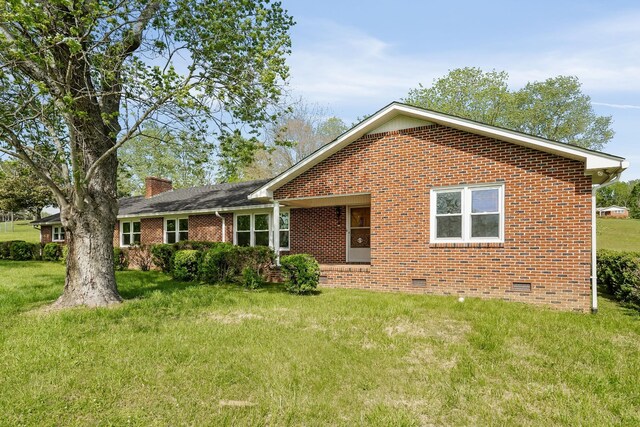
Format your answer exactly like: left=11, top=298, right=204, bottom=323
left=248, top=102, right=628, bottom=199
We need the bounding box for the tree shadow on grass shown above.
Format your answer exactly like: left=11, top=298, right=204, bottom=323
left=255, top=282, right=322, bottom=296
left=116, top=270, right=202, bottom=300
left=598, top=289, right=640, bottom=318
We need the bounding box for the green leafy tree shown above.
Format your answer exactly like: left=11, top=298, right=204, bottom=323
left=0, top=160, right=55, bottom=219
left=630, top=182, right=640, bottom=219
left=596, top=181, right=633, bottom=208
left=405, top=67, right=511, bottom=126
left=230, top=99, right=348, bottom=180
left=0, top=1, right=293, bottom=307
left=117, top=124, right=213, bottom=197
left=405, top=68, right=614, bottom=150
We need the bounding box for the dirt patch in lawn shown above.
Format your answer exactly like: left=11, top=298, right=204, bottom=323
left=384, top=318, right=471, bottom=343
left=205, top=311, right=264, bottom=324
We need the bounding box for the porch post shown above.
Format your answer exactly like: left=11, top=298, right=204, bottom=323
left=272, top=201, right=280, bottom=264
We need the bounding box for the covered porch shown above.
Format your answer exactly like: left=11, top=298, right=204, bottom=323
left=272, top=193, right=372, bottom=265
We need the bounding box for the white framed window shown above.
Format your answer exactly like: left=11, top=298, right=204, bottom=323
left=234, top=211, right=290, bottom=249
left=52, top=226, right=65, bottom=242
left=235, top=213, right=270, bottom=247
left=120, top=220, right=141, bottom=247
left=279, top=212, right=290, bottom=250
left=430, top=183, right=504, bottom=243
left=165, top=217, right=188, bottom=243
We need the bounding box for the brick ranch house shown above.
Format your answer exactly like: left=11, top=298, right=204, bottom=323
left=33, top=103, right=628, bottom=312
left=596, top=205, right=629, bottom=218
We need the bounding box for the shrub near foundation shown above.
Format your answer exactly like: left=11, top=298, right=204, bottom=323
left=200, top=243, right=236, bottom=283
left=280, top=254, right=320, bottom=294
left=597, top=249, right=640, bottom=306
left=113, top=247, right=129, bottom=271
left=150, top=244, right=176, bottom=273
left=173, top=250, right=202, bottom=281
left=43, top=243, right=62, bottom=261
left=9, top=241, right=35, bottom=261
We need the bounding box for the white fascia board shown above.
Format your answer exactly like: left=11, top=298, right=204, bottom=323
left=249, top=102, right=628, bottom=199
left=248, top=104, right=400, bottom=199
left=116, top=203, right=275, bottom=219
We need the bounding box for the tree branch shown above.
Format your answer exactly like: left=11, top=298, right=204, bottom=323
left=0, top=124, right=69, bottom=208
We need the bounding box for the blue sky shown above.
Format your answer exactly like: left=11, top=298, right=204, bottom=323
left=282, top=1, right=640, bottom=180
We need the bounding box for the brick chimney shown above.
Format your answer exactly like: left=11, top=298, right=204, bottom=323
left=145, top=177, right=173, bottom=198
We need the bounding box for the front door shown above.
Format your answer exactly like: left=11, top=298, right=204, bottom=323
left=348, top=207, right=371, bottom=263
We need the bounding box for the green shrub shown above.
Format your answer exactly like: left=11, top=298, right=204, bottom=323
left=0, top=241, right=15, bottom=259
left=280, top=254, right=320, bottom=294
left=200, top=242, right=236, bottom=283
left=113, top=247, right=129, bottom=271
left=129, top=245, right=153, bottom=271
left=61, top=245, right=69, bottom=265
left=151, top=244, right=176, bottom=273
left=32, top=243, right=43, bottom=260
left=242, top=267, right=264, bottom=289
left=238, top=246, right=275, bottom=277
left=200, top=244, right=275, bottom=285
left=173, top=250, right=202, bottom=281
left=9, top=241, right=34, bottom=261
left=43, top=243, right=62, bottom=261
left=173, top=241, right=218, bottom=251
left=597, top=249, right=640, bottom=306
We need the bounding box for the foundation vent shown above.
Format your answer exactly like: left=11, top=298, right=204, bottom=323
left=319, top=276, right=329, bottom=284
left=411, top=279, right=427, bottom=287
left=512, top=282, right=532, bottom=292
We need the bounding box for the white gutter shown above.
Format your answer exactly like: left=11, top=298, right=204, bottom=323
left=214, top=211, right=226, bottom=242
left=591, top=171, right=622, bottom=313
left=116, top=203, right=274, bottom=219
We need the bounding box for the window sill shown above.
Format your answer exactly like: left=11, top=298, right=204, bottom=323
left=429, top=242, right=504, bottom=248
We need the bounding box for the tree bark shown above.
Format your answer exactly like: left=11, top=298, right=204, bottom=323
left=52, top=203, right=121, bottom=308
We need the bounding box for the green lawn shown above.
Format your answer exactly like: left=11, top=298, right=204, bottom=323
left=1, top=261, right=639, bottom=425
left=597, top=217, right=640, bottom=252
left=0, top=220, right=40, bottom=243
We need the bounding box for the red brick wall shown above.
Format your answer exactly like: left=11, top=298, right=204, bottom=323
left=189, top=214, right=221, bottom=241
left=188, top=213, right=234, bottom=243
left=274, top=124, right=593, bottom=311
left=141, top=218, right=164, bottom=245
left=285, top=207, right=346, bottom=264
left=113, top=222, right=120, bottom=247
left=41, top=225, right=52, bottom=244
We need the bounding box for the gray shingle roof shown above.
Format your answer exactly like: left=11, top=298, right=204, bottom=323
left=31, top=179, right=271, bottom=225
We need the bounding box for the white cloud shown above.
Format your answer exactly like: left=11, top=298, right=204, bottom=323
left=593, top=102, right=640, bottom=110
left=288, top=12, right=640, bottom=109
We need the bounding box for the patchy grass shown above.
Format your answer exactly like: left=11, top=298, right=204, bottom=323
left=597, top=217, right=640, bottom=252
left=1, top=261, right=639, bottom=425
left=0, top=220, right=40, bottom=243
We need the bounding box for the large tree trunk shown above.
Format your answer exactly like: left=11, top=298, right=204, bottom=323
left=53, top=208, right=121, bottom=308
left=51, top=108, right=122, bottom=308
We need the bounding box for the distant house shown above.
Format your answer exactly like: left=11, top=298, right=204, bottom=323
left=33, top=102, right=629, bottom=312
left=596, top=206, right=629, bottom=218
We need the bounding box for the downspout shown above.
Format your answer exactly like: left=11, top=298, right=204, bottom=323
left=214, top=211, right=225, bottom=243
left=591, top=171, right=621, bottom=313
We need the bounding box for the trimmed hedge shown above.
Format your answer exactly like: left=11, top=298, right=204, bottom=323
left=597, top=249, right=640, bottom=306
left=0, top=241, right=14, bottom=259
left=10, top=241, right=35, bottom=261
left=150, top=244, right=176, bottom=273
left=173, top=250, right=202, bottom=281
left=200, top=242, right=237, bottom=283
left=43, top=243, right=62, bottom=261
left=280, top=254, right=320, bottom=294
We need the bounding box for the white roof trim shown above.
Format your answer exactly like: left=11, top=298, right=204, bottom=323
left=116, top=203, right=275, bottom=219
left=249, top=102, right=628, bottom=199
